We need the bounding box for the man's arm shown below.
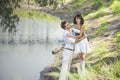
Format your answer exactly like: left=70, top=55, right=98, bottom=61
left=67, top=34, right=86, bottom=39
left=75, top=35, right=86, bottom=44
left=63, top=31, right=86, bottom=44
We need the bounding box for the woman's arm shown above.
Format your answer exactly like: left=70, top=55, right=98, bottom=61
left=77, top=25, right=85, bottom=38
left=66, top=34, right=86, bottom=44
left=70, top=25, right=85, bottom=39
left=67, top=25, right=86, bottom=39
left=75, top=35, right=86, bottom=43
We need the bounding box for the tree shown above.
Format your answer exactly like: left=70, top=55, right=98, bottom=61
left=0, top=0, right=21, bottom=32
left=0, top=0, right=63, bottom=32
left=35, top=0, right=58, bottom=8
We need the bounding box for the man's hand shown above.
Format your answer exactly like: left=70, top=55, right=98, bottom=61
left=67, top=34, right=76, bottom=39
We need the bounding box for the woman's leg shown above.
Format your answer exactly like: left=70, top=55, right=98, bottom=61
left=79, top=53, right=86, bottom=73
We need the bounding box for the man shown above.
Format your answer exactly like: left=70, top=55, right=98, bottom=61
left=59, top=21, right=86, bottom=80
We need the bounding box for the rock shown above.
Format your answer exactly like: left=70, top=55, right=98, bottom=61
left=52, top=44, right=64, bottom=55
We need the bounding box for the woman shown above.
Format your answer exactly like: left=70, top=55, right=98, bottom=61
left=68, top=14, right=89, bottom=74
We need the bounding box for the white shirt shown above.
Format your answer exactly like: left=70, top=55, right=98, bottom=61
left=63, top=29, right=75, bottom=50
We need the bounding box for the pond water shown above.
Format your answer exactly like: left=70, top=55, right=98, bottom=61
left=0, top=17, right=63, bottom=80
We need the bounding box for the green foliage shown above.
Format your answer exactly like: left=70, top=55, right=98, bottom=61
left=35, top=0, right=48, bottom=6
left=50, top=35, right=120, bottom=80
left=113, top=61, right=120, bottom=77
left=110, top=0, right=120, bottom=14
left=67, top=42, right=110, bottom=80
left=66, top=0, right=87, bottom=14
left=95, top=42, right=107, bottom=56
left=14, top=9, right=60, bottom=22
left=91, top=11, right=108, bottom=19
left=67, top=72, right=77, bottom=80
left=113, top=32, right=120, bottom=42
left=93, top=22, right=108, bottom=37
left=86, top=41, right=119, bottom=80
left=45, top=72, right=60, bottom=78
left=84, top=0, right=114, bottom=18
left=113, top=32, right=120, bottom=52
left=85, top=9, right=109, bottom=19
left=0, top=0, right=21, bottom=32
left=87, top=41, right=108, bottom=62
left=100, top=65, right=117, bottom=80
left=92, top=0, right=106, bottom=9
left=35, top=0, right=59, bottom=9
left=73, top=0, right=87, bottom=9
left=67, top=68, right=96, bottom=80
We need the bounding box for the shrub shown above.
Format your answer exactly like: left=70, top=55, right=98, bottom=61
left=110, top=1, right=120, bottom=14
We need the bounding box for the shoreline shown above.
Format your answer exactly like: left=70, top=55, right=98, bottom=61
left=40, top=45, right=63, bottom=80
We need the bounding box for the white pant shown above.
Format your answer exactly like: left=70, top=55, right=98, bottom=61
left=59, top=49, right=73, bottom=80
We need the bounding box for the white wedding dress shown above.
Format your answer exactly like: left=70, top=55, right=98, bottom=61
left=72, top=28, right=89, bottom=54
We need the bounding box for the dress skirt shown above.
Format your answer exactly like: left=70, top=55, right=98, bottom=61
left=74, top=38, right=89, bottom=54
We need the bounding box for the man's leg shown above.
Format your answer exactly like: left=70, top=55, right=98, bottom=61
left=59, top=50, right=73, bottom=80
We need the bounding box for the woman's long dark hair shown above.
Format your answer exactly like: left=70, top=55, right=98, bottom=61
left=73, top=14, right=84, bottom=25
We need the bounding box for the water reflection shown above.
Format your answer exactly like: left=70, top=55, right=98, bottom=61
left=0, top=18, right=62, bottom=44
left=0, top=17, right=62, bottom=80
left=0, top=43, right=61, bottom=80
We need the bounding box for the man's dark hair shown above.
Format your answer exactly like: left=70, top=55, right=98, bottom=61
left=61, top=21, right=66, bottom=29
left=73, top=14, right=84, bottom=25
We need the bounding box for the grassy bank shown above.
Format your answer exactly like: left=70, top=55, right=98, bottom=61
left=40, top=0, right=120, bottom=80
left=43, top=39, right=120, bottom=80
left=14, top=8, right=60, bottom=22
left=113, top=32, right=120, bottom=53
left=93, top=21, right=109, bottom=38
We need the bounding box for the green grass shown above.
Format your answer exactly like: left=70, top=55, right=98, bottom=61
left=93, top=21, right=108, bottom=38
left=87, top=41, right=108, bottom=62
left=73, top=0, right=87, bottom=9
left=85, top=9, right=109, bottom=19
left=113, top=61, right=120, bottom=78
left=67, top=0, right=87, bottom=12
left=68, top=69, right=95, bottom=80
left=45, top=72, right=60, bottom=78
left=92, top=0, right=106, bottom=9
left=86, top=30, right=120, bottom=80
left=68, top=41, right=119, bottom=80
left=92, top=11, right=109, bottom=19
left=99, top=65, right=117, bottom=80
left=67, top=42, right=110, bottom=80
left=50, top=40, right=120, bottom=80
left=67, top=63, right=119, bottom=80
left=67, top=0, right=108, bottom=16
left=14, top=8, right=60, bottom=22
left=113, top=32, right=120, bottom=53
left=84, top=0, right=115, bottom=19
left=113, top=32, right=120, bottom=42
left=110, top=0, right=120, bottom=14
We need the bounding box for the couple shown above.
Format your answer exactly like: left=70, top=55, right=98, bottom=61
left=59, top=14, right=89, bottom=80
